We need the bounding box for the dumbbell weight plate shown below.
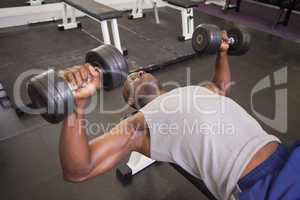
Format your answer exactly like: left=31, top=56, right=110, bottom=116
left=37, top=70, right=66, bottom=123
left=227, top=27, right=251, bottom=56
left=27, top=77, right=46, bottom=109
left=105, top=44, right=129, bottom=85
left=86, top=45, right=121, bottom=90
left=100, top=45, right=125, bottom=88
left=86, top=45, right=129, bottom=91
left=192, top=24, right=222, bottom=54
left=54, top=72, right=75, bottom=118
left=27, top=71, right=63, bottom=123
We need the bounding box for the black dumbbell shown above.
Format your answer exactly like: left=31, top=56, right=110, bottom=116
left=192, top=24, right=251, bottom=56
left=27, top=44, right=129, bottom=124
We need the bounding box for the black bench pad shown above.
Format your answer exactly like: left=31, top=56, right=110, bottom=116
left=62, top=0, right=123, bottom=21
left=163, top=0, right=201, bottom=8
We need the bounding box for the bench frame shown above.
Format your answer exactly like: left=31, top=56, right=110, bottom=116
left=129, top=0, right=195, bottom=41
left=27, top=0, right=44, bottom=6
left=124, top=152, right=156, bottom=176
left=167, top=2, right=195, bottom=41
left=117, top=152, right=217, bottom=200
left=58, top=2, right=123, bottom=54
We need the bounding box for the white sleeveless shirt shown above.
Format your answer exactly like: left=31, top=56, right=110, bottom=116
left=140, top=86, right=280, bottom=200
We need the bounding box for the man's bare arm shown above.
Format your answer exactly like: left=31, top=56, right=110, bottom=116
left=59, top=65, right=147, bottom=182
left=59, top=112, right=145, bottom=182
left=211, top=51, right=231, bottom=95
left=207, top=31, right=232, bottom=96
left=60, top=113, right=133, bottom=182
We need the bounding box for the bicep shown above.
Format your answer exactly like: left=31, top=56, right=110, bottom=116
left=85, top=126, right=133, bottom=179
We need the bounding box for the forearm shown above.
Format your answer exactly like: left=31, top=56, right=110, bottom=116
left=212, top=52, right=231, bottom=94
left=58, top=65, right=132, bottom=182
left=59, top=112, right=92, bottom=178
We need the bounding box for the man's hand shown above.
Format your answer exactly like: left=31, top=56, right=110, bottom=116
left=219, top=31, right=230, bottom=53
left=63, top=64, right=101, bottom=109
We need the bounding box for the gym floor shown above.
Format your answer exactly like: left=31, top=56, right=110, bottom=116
left=0, top=7, right=299, bottom=200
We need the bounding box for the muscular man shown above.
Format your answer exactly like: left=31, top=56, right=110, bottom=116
left=59, top=33, right=300, bottom=199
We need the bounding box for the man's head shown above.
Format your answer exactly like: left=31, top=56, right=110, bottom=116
left=122, top=71, right=163, bottom=109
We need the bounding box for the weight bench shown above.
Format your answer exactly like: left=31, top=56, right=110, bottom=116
left=116, top=152, right=216, bottom=200
left=129, top=0, right=200, bottom=41
left=115, top=112, right=215, bottom=199
left=58, top=0, right=125, bottom=54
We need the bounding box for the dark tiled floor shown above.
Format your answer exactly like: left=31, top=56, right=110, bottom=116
left=1, top=123, right=207, bottom=200
left=0, top=6, right=299, bottom=200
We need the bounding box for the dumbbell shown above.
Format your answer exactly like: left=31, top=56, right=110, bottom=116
left=192, top=24, right=251, bottom=56
left=27, top=44, right=129, bottom=124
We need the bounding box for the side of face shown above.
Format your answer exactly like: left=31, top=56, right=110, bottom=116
left=123, top=71, right=162, bottom=109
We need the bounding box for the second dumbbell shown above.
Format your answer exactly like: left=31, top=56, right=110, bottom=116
left=192, top=24, right=251, bottom=56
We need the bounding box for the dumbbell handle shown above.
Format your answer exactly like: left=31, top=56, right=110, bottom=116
left=221, top=30, right=235, bottom=45
left=228, top=37, right=235, bottom=45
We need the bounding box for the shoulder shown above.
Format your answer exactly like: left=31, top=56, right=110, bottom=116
left=117, top=111, right=150, bottom=155
left=116, top=111, right=149, bottom=134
